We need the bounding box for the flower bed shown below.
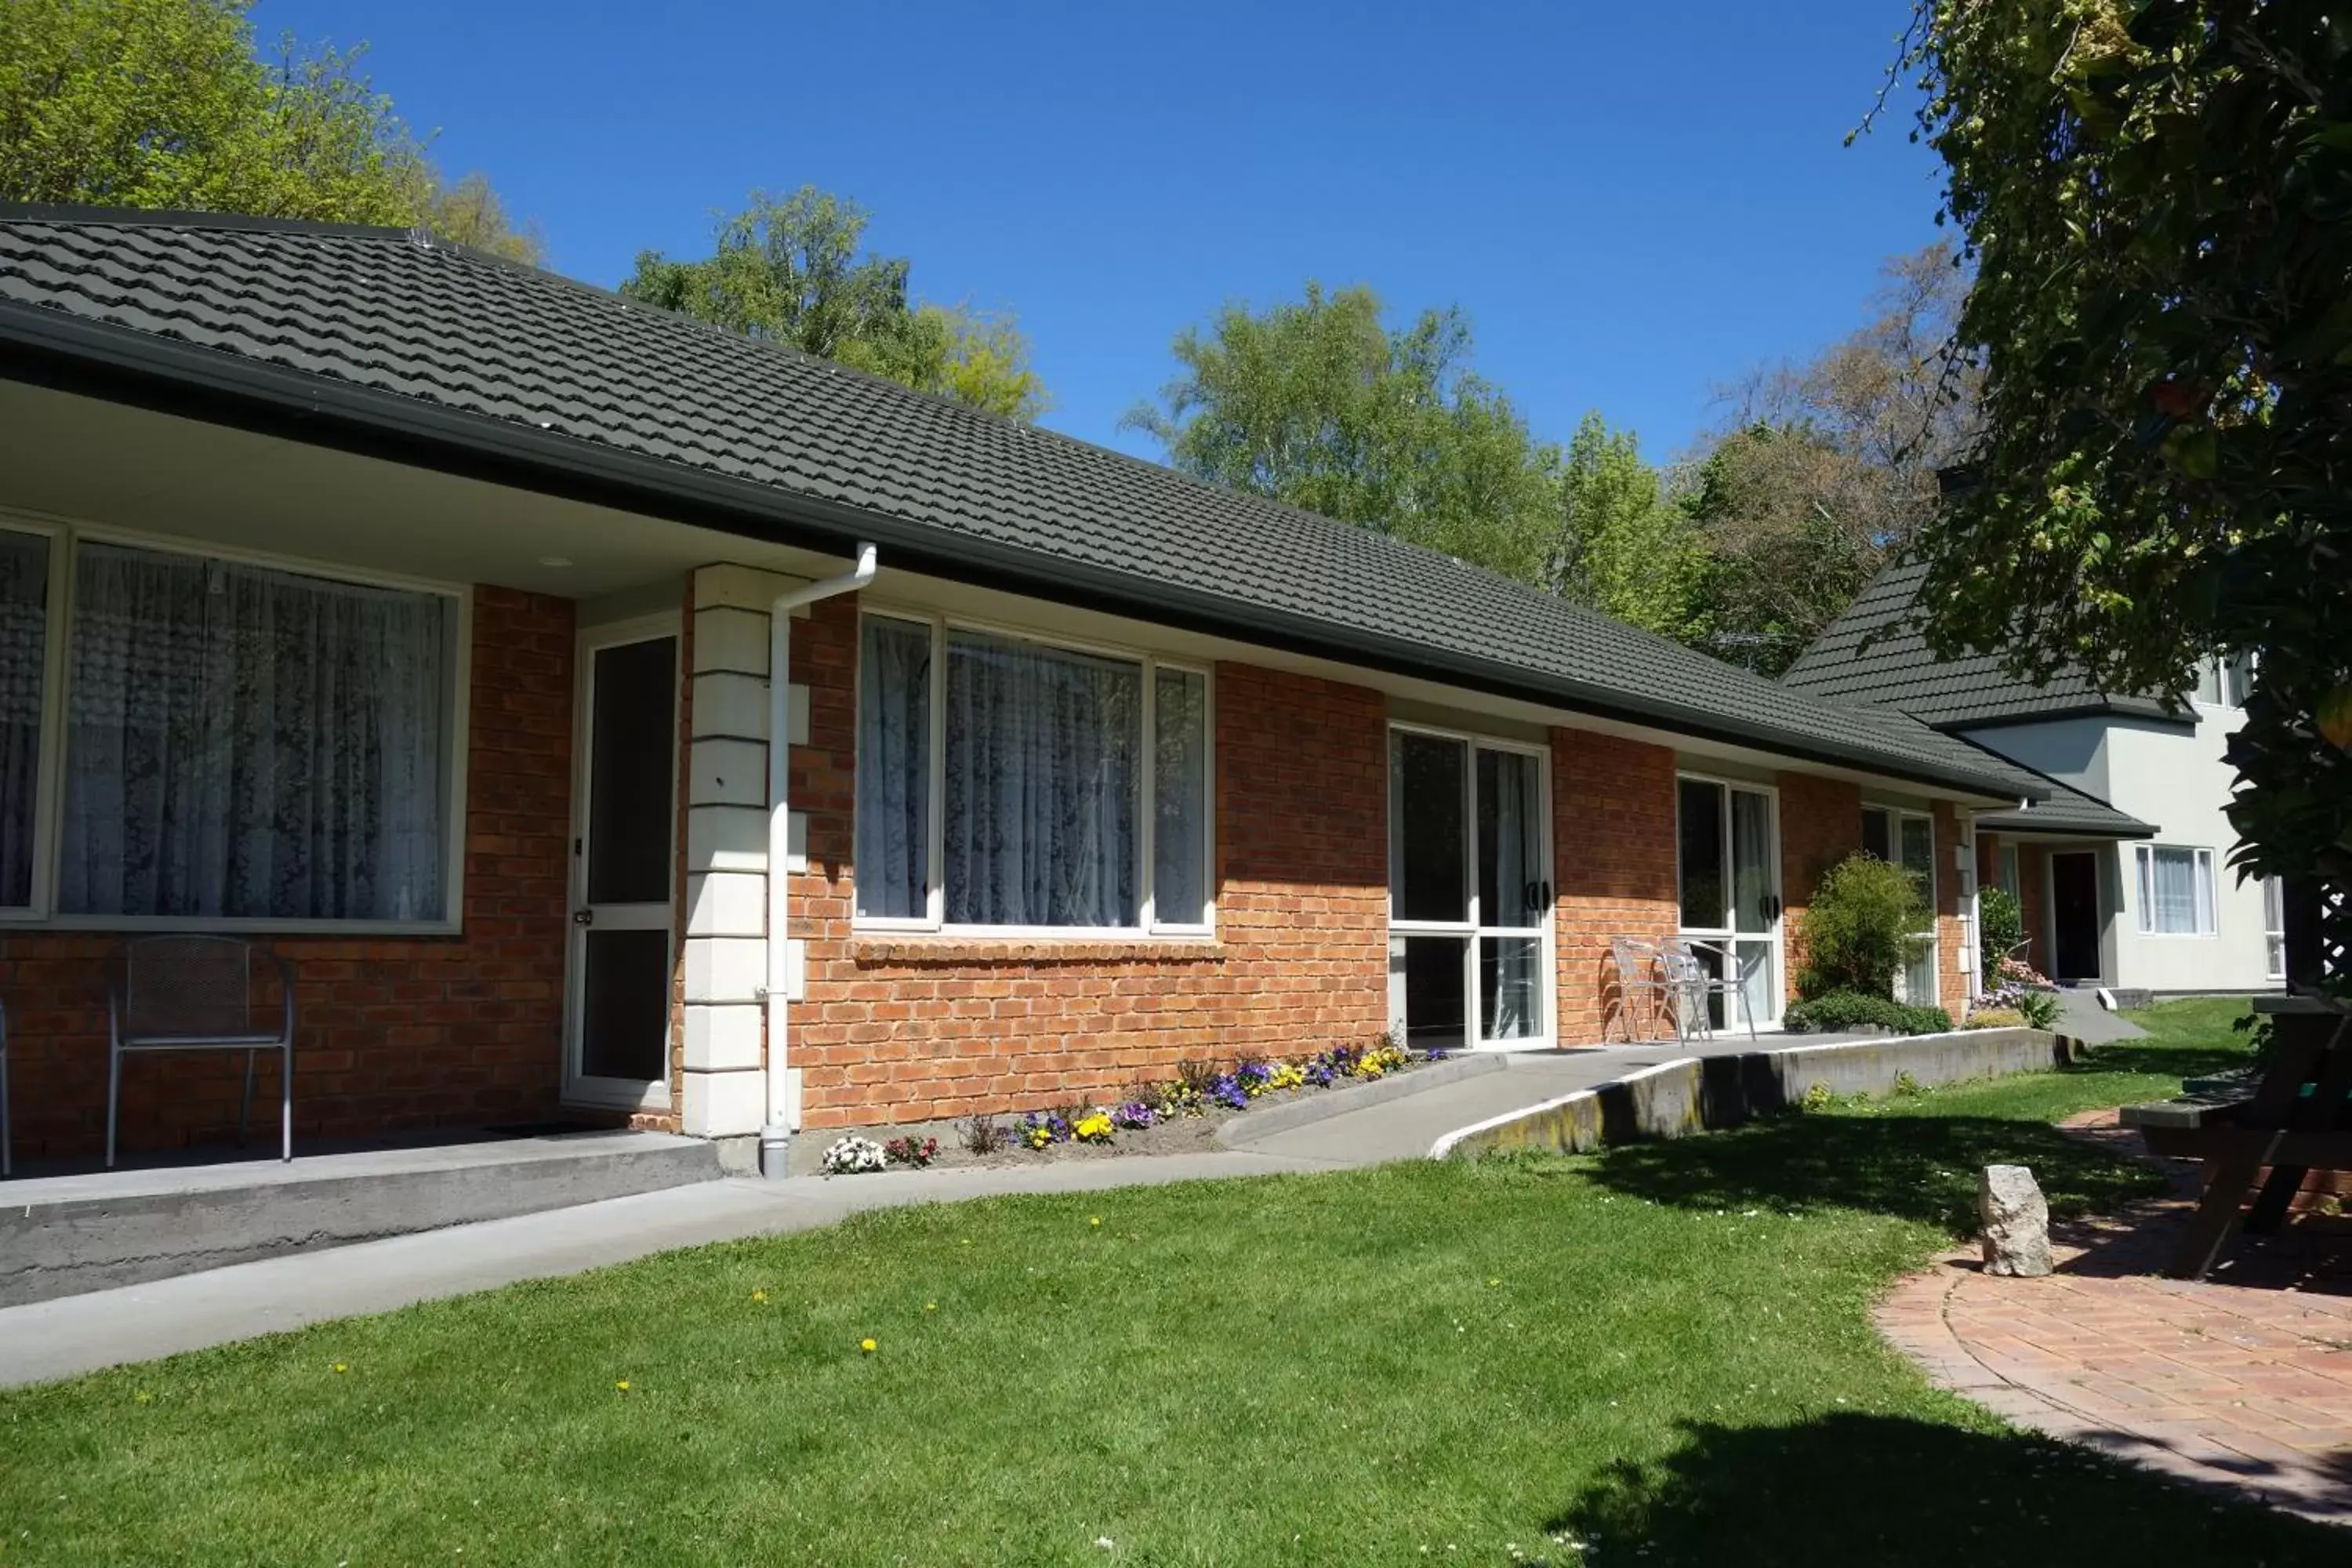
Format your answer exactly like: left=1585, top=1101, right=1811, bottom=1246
left=810, top=1039, right=1432, bottom=1176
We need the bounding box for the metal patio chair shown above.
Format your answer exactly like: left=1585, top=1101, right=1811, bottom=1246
left=1661, top=936, right=1759, bottom=1044
left=107, top=936, right=295, bottom=1169
left=1606, top=936, right=1675, bottom=1043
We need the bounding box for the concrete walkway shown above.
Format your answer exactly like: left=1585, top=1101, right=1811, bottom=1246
left=0, top=1029, right=1854, bottom=1388
left=2054, top=987, right=2151, bottom=1045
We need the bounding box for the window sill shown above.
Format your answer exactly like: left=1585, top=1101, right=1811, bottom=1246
left=853, top=935, right=1227, bottom=967
left=2, top=913, right=464, bottom=938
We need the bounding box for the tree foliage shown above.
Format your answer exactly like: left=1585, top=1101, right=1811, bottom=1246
left=622, top=187, right=1047, bottom=422
left=1894, top=0, right=2352, bottom=986
left=1553, top=412, right=1711, bottom=641
left=1674, top=242, right=1979, bottom=673
left=1122, top=282, right=1558, bottom=581
left=0, top=0, right=539, bottom=260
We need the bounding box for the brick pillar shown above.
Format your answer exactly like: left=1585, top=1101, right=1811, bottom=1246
left=1551, top=729, right=1679, bottom=1044
left=677, top=565, right=814, bottom=1139
left=1776, top=772, right=1863, bottom=1001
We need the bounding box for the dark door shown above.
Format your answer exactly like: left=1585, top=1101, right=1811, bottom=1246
left=2051, top=851, right=2101, bottom=981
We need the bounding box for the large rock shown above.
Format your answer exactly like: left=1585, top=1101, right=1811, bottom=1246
left=1980, top=1163, right=2053, bottom=1277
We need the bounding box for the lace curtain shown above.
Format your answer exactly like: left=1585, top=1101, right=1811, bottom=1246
left=854, top=616, right=931, bottom=920
left=0, top=530, right=45, bottom=908
left=943, top=629, right=1138, bottom=927
left=1152, top=667, right=1207, bottom=925
left=2143, top=846, right=2204, bottom=935
left=60, top=542, right=449, bottom=920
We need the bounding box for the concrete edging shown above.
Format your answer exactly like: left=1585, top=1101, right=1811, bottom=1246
left=1430, top=1027, right=2088, bottom=1161
left=1214, top=1053, right=1508, bottom=1147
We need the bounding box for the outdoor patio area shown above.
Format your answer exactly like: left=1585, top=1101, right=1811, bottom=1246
left=1878, top=1108, right=2352, bottom=1527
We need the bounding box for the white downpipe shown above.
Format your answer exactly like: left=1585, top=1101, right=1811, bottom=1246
left=760, top=543, right=878, bottom=1179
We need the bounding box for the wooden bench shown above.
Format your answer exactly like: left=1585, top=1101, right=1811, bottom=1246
left=2119, top=998, right=2352, bottom=1279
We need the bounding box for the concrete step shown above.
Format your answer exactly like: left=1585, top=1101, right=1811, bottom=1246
left=0, top=1131, right=722, bottom=1307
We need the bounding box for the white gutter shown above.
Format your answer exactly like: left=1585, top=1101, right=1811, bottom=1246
left=760, top=543, right=878, bottom=1179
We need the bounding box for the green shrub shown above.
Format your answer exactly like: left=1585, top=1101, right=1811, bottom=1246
left=1783, top=989, right=1955, bottom=1036
left=1978, top=885, right=2024, bottom=975
left=1962, top=1007, right=2028, bottom=1030
left=2013, top=989, right=2061, bottom=1031
left=1793, top=854, right=1933, bottom=999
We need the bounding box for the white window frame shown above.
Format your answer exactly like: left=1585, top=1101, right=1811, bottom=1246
left=0, top=509, right=472, bottom=935
left=1389, top=720, right=1557, bottom=1049
left=2263, top=875, right=2287, bottom=981
left=1862, top=803, right=1940, bottom=1005
left=2132, top=843, right=2218, bottom=937
left=1674, top=770, right=1786, bottom=1029
left=851, top=606, right=1215, bottom=939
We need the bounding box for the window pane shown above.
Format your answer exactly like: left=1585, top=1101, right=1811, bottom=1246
left=2194, top=660, right=2224, bottom=706
left=1677, top=779, right=1726, bottom=929
left=1860, top=808, right=1893, bottom=864
left=1152, top=666, right=1207, bottom=926
left=585, top=637, right=675, bottom=906
left=2000, top=844, right=2020, bottom=898
left=2147, top=846, right=2200, bottom=935
left=943, top=629, right=1138, bottom=927
left=60, top=542, right=448, bottom=920
left=1730, top=789, right=1775, bottom=934
left=1479, top=935, right=1542, bottom=1040
left=855, top=617, right=931, bottom=920
left=1477, top=749, right=1542, bottom=930
left=0, top=530, right=46, bottom=908
left=1392, top=732, right=1467, bottom=924
left=2223, top=652, right=2254, bottom=708
left=1899, top=815, right=1934, bottom=886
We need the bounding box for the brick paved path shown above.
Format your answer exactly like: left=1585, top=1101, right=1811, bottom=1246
left=1877, top=1112, right=2352, bottom=1526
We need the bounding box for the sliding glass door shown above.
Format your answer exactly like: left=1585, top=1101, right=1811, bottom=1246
left=1675, top=776, right=1784, bottom=1029
left=1389, top=728, right=1552, bottom=1049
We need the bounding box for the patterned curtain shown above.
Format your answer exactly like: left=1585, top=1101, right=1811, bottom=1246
left=0, top=530, right=45, bottom=908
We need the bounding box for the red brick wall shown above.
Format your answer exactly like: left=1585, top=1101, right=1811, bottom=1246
left=0, top=586, right=575, bottom=1161
left=1777, top=772, right=1864, bottom=1000
left=786, top=596, right=1390, bottom=1128
left=1934, top=801, right=1970, bottom=1014
left=1552, top=730, right=1679, bottom=1043
left=2017, top=842, right=2052, bottom=978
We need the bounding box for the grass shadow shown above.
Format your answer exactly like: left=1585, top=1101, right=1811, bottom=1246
left=1550, top=1413, right=2347, bottom=1566
left=1585, top=1112, right=2165, bottom=1236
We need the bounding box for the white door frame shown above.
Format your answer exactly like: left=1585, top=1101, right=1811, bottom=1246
left=563, top=613, right=681, bottom=1112
left=1675, top=771, right=1786, bottom=1029
left=1387, top=721, right=1556, bottom=1051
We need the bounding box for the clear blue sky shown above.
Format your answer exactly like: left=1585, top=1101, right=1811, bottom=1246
left=261, top=0, right=1947, bottom=466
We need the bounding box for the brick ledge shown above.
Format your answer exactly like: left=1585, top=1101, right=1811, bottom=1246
left=851, top=937, right=1229, bottom=967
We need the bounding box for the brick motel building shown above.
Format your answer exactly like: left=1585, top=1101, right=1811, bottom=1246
left=0, top=207, right=2147, bottom=1175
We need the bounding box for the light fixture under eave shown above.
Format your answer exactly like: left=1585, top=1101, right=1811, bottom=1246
left=538, top=556, right=573, bottom=568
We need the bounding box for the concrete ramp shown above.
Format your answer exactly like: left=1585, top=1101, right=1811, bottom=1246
left=0, top=1131, right=721, bottom=1307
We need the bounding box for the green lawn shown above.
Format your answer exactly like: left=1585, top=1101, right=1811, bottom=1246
left=2, top=998, right=2335, bottom=1566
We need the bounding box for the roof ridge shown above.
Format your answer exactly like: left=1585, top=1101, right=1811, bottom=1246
left=0, top=201, right=416, bottom=240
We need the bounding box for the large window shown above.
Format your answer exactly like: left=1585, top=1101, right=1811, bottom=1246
left=0, top=522, right=465, bottom=927
left=2194, top=653, right=2254, bottom=709
left=2134, top=844, right=2217, bottom=936
left=2263, top=876, right=2286, bottom=980
left=854, top=612, right=1211, bottom=934
left=1863, top=804, right=1938, bottom=1005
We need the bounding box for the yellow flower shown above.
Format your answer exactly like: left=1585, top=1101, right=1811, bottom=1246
left=750, top=1289, right=769, bottom=1305
left=615, top=1379, right=631, bottom=1392
left=1090, top=1216, right=1102, bottom=1228
left=925, top=1301, right=938, bottom=1312
left=133, top=1390, right=154, bottom=1405
left=860, top=1338, right=877, bottom=1354
left=332, top=1361, right=350, bottom=1374
left=1486, top=1279, right=1501, bottom=1288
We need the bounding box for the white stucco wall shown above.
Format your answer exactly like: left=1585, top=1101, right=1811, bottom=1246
left=1964, top=706, right=2279, bottom=995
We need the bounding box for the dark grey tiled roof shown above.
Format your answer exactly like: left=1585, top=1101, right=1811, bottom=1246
left=1784, top=560, right=2173, bottom=727
left=0, top=207, right=2038, bottom=799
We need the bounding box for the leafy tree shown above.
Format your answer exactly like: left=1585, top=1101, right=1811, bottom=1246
left=622, top=187, right=1046, bottom=421
left=0, top=0, right=539, bottom=260
left=1123, top=282, right=1557, bottom=582
left=1889, top=0, right=2350, bottom=986
left=1675, top=243, right=1980, bottom=674
left=1552, top=412, right=1710, bottom=641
